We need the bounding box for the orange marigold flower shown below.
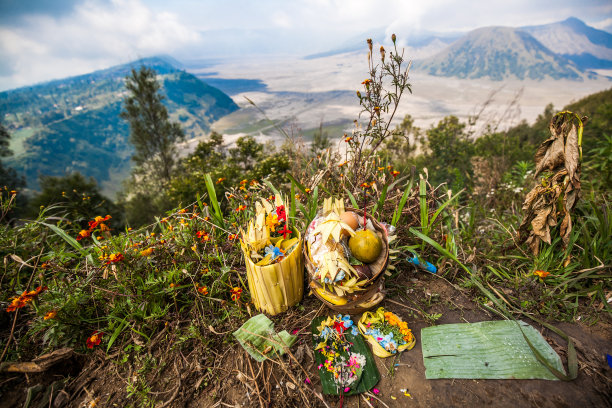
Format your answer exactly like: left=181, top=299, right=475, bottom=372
left=41, top=262, right=50, bottom=269
left=362, top=79, right=371, bottom=86
left=235, top=205, right=246, bottom=212
left=170, top=283, right=176, bottom=288
left=240, top=179, right=248, bottom=185
left=374, top=106, right=380, bottom=115
left=86, top=331, right=103, bottom=349
left=44, top=310, right=57, bottom=320
left=377, top=167, right=385, bottom=172
left=6, top=286, right=48, bottom=312
left=266, top=213, right=279, bottom=232
left=76, top=229, right=91, bottom=241
left=361, top=182, right=373, bottom=189
left=203, top=216, right=210, bottom=221
left=228, top=234, right=238, bottom=240
left=338, top=161, right=348, bottom=168
left=104, top=253, right=124, bottom=265
left=228, top=193, right=235, bottom=199
left=304, top=188, right=312, bottom=193
left=344, top=136, right=353, bottom=142
left=230, top=287, right=242, bottom=302
left=216, top=177, right=225, bottom=184
left=197, top=285, right=209, bottom=295
left=139, top=248, right=154, bottom=257
left=250, top=180, right=258, bottom=186
left=391, top=170, right=400, bottom=177
left=534, top=270, right=550, bottom=279
left=99, top=223, right=110, bottom=232
left=196, top=230, right=211, bottom=242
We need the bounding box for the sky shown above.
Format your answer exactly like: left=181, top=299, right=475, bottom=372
left=0, top=0, right=611, bottom=91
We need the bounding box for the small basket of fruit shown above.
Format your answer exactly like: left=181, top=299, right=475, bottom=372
left=303, top=198, right=389, bottom=314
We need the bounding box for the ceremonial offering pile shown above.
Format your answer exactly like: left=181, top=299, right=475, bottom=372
left=311, top=315, right=379, bottom=396
left=358, top=307, right=416, bottom=358
left=240, top=195, right=304, bottom=315
left=304, top=198, right=389, bottom=313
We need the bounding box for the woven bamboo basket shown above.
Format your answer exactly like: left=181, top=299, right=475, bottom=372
left=242, top=231, right=304, bottom=316
left=357, top=308, right=416, bottom=358
left=304, top=208, right=389, bottom=314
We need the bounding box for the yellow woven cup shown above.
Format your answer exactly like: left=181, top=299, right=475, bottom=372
left=358, top=307, right=416, bottom=358
left=241, top=231, right=304, bottom=316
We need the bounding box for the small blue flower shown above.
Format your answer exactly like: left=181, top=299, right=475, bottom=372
left=351, top=326, right=359, bottom=336
left=264, top=245, right=284, bottom=261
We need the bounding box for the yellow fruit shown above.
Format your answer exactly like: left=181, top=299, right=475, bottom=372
left=349, top=229, right=382, bottom=263
left=315, top=287, right=348, bottom=305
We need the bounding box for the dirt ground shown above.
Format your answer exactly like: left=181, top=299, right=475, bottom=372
left=1, top=272, right=611, bottom=408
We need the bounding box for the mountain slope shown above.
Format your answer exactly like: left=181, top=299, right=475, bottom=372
left=522, top=17, right=612, bottom=69
left=0, top=57, right=239, bottom=195
left=415, top=26, right=585, bottom=81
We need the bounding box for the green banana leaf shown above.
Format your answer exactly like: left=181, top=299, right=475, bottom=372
left=311, top=316, right=380, bottom=396
left=233, top=314, right=297, bottom=362
left=421, top=320, right=565, bottom=380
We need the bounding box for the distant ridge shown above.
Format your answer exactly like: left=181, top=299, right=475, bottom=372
left=521, top=17, right=612, bottom=69
left=0, top=57, right=239, bottom=195
left=414, top=26, right=586, bottom=81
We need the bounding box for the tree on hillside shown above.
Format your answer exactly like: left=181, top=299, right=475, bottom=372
left=423, top=116, right=474, bottom=191
left=120, top=67, right=184, bottom=184
left=28, top=172, right=122, bottom=231
left=0, top=122, right=26, bottom=221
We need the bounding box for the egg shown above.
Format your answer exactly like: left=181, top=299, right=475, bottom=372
left=340, top=211, right=359, bottom=232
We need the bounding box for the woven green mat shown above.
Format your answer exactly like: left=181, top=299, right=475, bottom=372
left=311, top=316, right=380, bottom=396
left=421, top=320, right=564, bottom=380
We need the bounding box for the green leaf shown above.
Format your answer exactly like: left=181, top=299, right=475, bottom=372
left=204, top=173, right=225, bottom=228
left=107, top=318, right=129, bottom=352
left=391, top=178, right=414, bottom=227
left=430, top=189, right=464, bottom=227
left=421, top=320, right=565, bottom=380
left=264, top=181, right=281, bottom=198
left=344, top=188, right=359, bottom=209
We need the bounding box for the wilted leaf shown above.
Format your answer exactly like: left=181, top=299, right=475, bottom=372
left=519, top=111, right=584, bottom=254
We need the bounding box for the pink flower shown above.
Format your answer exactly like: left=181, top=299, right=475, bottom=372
left=305, top=378, right=311, bottom=384
left=372, top=388, right=380, bottom=395
left=344, top=387, right=350, bottom=393
left=292, top=328, right=299, bottom=335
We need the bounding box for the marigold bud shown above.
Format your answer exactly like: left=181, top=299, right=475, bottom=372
left=391, top=33, right=396, bottom=43
left=380, top=46, right=385, bottom=62
left=366, top=38, right=373, bottom=52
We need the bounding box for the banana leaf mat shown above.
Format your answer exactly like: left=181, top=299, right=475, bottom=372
left=311, top=315, right=380, bottom=396
left=421, top=320, right=565, bottom=380
left=233, top=314, right=297, bottom=362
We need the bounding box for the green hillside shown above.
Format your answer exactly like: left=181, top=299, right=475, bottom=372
left=0, top=57, right=239, bottom=196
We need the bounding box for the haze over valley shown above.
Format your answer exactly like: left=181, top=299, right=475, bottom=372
left=1, top=5, right=612, bottom=196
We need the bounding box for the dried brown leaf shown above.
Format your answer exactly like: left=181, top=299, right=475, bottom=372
left=564, top=124, right=580, bottom=182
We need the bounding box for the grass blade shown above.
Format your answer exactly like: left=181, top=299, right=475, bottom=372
left=205, top=173, right=225, bottom=227
left=392, top=178, right=414, bottom=227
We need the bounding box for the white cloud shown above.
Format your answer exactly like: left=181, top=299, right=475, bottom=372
left=0, top=0, right=200, bottom=90
left=591, top=17, right=612, bottom=30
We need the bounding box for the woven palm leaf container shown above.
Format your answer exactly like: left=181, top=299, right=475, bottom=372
left=241, top=230, right=304, bottom=316
left=304, top=208, right=389, bottom=314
